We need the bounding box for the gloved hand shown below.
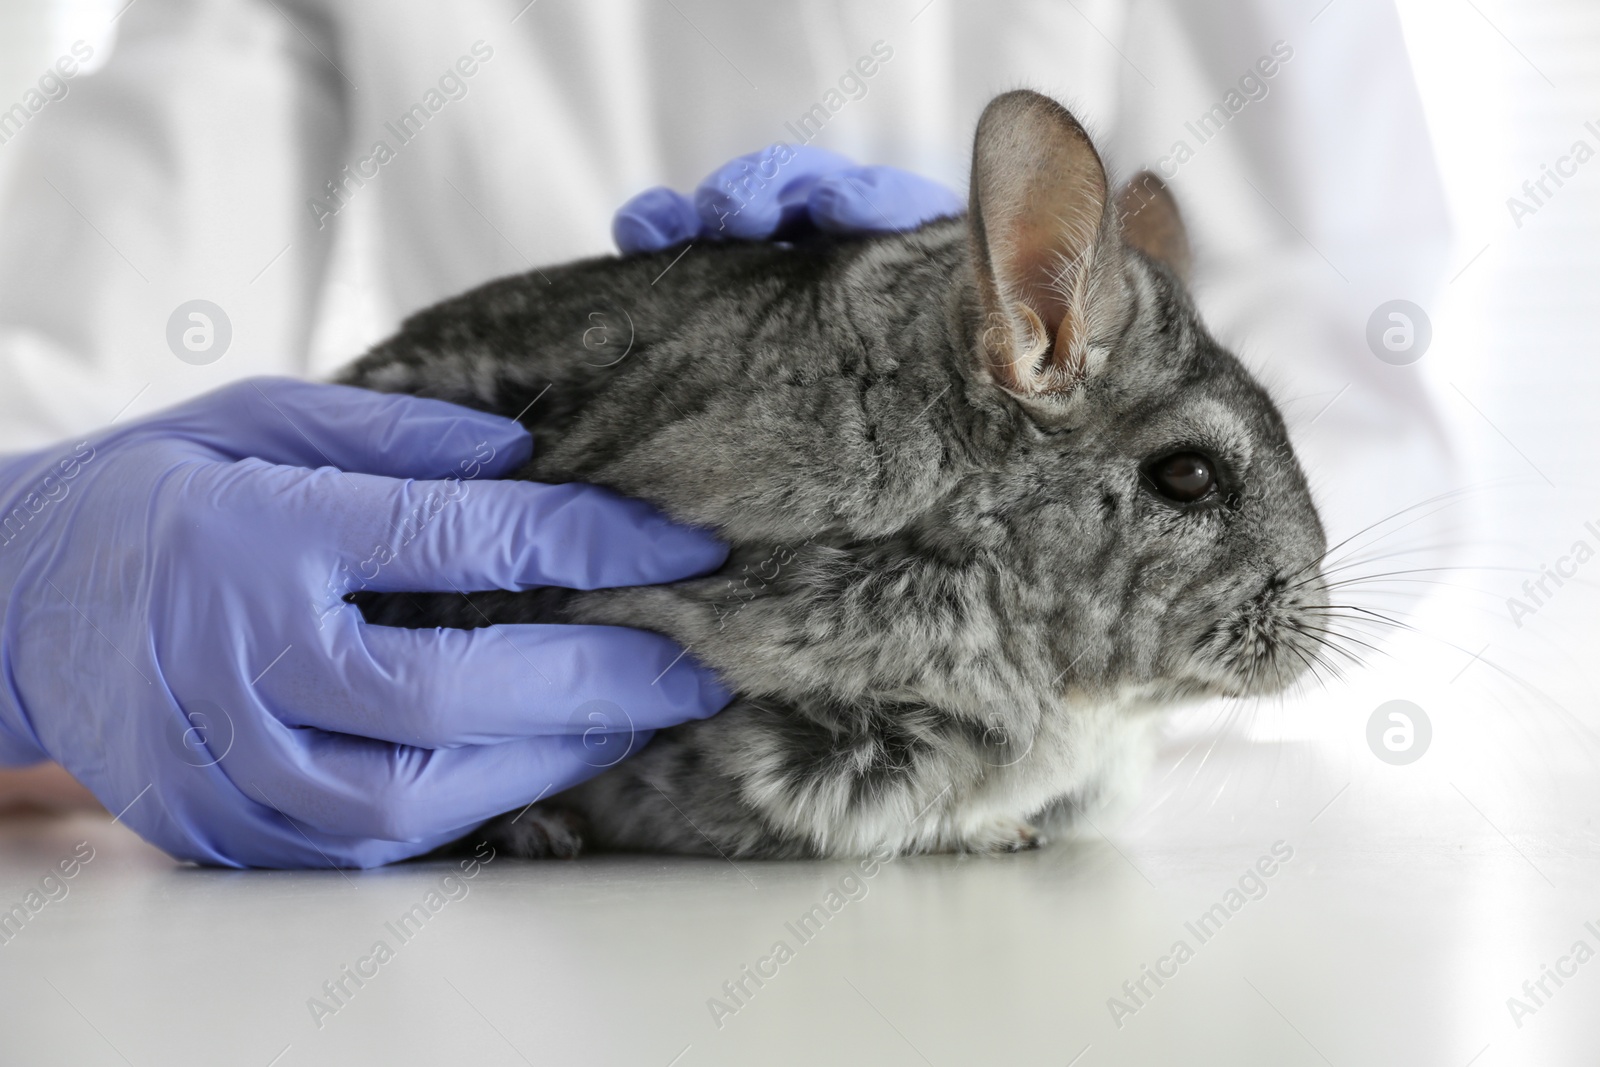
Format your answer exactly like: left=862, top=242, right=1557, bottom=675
left=613, top=144, right=963, bottom=253
left=0, top=378, right=730, bottom=868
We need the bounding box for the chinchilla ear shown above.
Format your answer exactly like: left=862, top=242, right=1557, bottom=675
left=968, top=90, right=1129, bottom=404
left=1116, top=171, right=1191, bottom=282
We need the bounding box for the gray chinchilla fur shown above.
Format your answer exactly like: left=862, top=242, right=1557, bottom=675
left=340, top=90, right=1329, bottom=859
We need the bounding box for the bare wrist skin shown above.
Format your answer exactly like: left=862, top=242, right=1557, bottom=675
left=0, top=764, right=103, bottom=817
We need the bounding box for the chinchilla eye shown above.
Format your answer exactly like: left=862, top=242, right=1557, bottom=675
left=1145, top=451, right=1217, bottom=503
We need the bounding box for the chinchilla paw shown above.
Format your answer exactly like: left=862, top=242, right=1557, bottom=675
left=482, top=805, right=588, bottom=860
left=964, top=817, right=1045, bottom=853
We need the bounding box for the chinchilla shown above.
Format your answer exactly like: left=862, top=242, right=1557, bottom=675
left=341, top=90, right=1330, bottom=859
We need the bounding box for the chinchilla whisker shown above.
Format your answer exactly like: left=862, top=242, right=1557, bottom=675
left=1155, top=694, right=1252, bottom=793
left=1465, top=655, right=1600, bottom=751
left=1282, top=642, right=1329, bottom=691
left=1316, top=622, right=1396, bottom=663
left=1373, top=625, right=1588, bottom=736
left=1288, top=630, right=1346, bottom=681
left=1309, top=650, right=1341, bottom=687
left=1308, top=649, right=1348, bottom=684
left=1306, top=626, right=1403, bottom=654
left=1205, top=708, right=1257, bottom=810
left=1327, top=539, right=1517, bottom=566
left=1307, top=601, right=1413, bottom=621
left=1291, top=625, right=1368, bottom=667
left=1294, top=632, right=1346, bottom=692
left=1338, top=564, right=1530, bottom=580
left=1284, top=561, right=1528, bottom=597
left=1155, top=730, right=1212, bottom=789
left=1281, top=484, right=1492, bottom=585
left=1305, top=604, right=1418, bottom=631
left=1295, top=624, right=1389, bottom=660
left=1312, top=550, right=1502, bottom=583
left=1310, top=584, right=1462, bottom=601
left=1315, top=576, right=1518, bottom=602
left=1306, top=567, right=1531, bottom=599
left=1307, top=478, right=1525, bottom=569
left=1306, top=641, right=1364, bottom=674
left=1302, top=616, right=1402, bottom=636
left=1183, top=727, right=1229, bottom=796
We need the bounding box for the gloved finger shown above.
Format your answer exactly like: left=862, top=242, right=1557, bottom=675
left=613, top=186, right=701, bottom=254
left=269, top=619, right=730, bottom=748
left=298, top=468, right=727, bottom=592
left=162, top=377, right=532, bottom=480
left=808, top=166, right=964, bottom=233
left=694, top=144, right=854, bottom=240
left=213, top=712, right=634, bottom=847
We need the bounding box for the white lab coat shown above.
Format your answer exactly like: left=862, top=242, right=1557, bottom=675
left=0, top=0, right=1451, bottom=524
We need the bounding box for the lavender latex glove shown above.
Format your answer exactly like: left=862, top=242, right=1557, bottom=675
left=0, top=379, right=730, bottom=868
left=612, top=144, right=963, bottom=252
